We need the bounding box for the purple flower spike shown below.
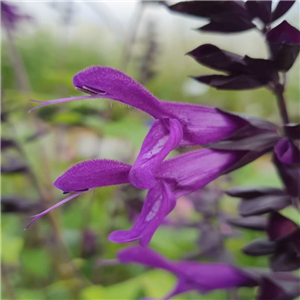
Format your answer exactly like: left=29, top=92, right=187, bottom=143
left=118, top=246, right=258, bottom=299
left=54, top=159, right=131, bottom=193
left=109, top=182, right=176, bottom=247
left=267, top=21, right=300, bottom=71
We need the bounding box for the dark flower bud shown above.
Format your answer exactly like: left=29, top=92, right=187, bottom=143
left=227, top=216, right=267, bottom=231
left=267, top=21, right=300, bottom=71
left=189, top=45, right=280, bottom=90
left=166, top=1, right=255, bottom=33
left=243, top=238, right=276, bottom=256
left=267, top=212, right=298, bottom=242
left=226, top=187, right=291, bottom=216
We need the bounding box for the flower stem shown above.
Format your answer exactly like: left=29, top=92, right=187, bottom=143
left=276, top=90, right=290, bottom=126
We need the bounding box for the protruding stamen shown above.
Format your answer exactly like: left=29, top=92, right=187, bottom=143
left=24, top=191, right=86, bottom=230
left=28, top=94, right=105, bottom=113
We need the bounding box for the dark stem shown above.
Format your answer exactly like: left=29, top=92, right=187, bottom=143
left=276, top=90, right=290, bottom=126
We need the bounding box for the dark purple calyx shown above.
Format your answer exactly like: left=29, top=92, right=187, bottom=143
left=267, top=21, right=300, bottom=71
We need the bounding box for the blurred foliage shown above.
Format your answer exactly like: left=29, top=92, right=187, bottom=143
left=1, top=5, right=300, bottom=300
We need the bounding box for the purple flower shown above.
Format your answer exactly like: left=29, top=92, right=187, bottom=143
left=267, top=21, right=300, bottom=71
left=117, top=246, right=258, bottom=299
left=26, top=148, right=248, bottom=246
left=1, top=1, right=31, bottom=31
left=188, top=44, right=280, bottom=90
left=30, top=66, right=266, bottom=190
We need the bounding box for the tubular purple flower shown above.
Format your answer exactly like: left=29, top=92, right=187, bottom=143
left=29, top=66, right=248, bottom=189
left=26, top=148, right=246, bottom=246
left=118, top=246, right=258, bottom=299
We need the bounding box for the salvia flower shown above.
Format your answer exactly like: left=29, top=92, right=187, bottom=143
left=29, top=66, right=276, bottom=190
left=118, top=245, right=258, bottom=299
left=26, top=148, right=250, bottom=246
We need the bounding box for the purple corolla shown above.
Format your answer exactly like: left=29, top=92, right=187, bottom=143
left=118, top=246, right=258, bottom=299
left=30, top=66, right=276, bottom=190
left=26, top=148, right=245, bottom=246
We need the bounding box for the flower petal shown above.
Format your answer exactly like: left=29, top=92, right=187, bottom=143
left=109, top=182, right=176, bottom=246
left=54, top=159, right=131, bottom=193
left=118, top=245, right=257, bottom=299
left=157, top=149, right=241, bottom=198
left=175, top=261, right=257, bottom=291
left=73, top=66, right=165, bottom=118
left=118, top=245, right=178, bottom=273
left=161, top=101, right=245, bottom=145
left=129, top=118, right=183, bottom=189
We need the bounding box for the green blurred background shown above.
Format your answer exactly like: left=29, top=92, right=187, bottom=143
left=1, top=2, right=299, bottom=300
